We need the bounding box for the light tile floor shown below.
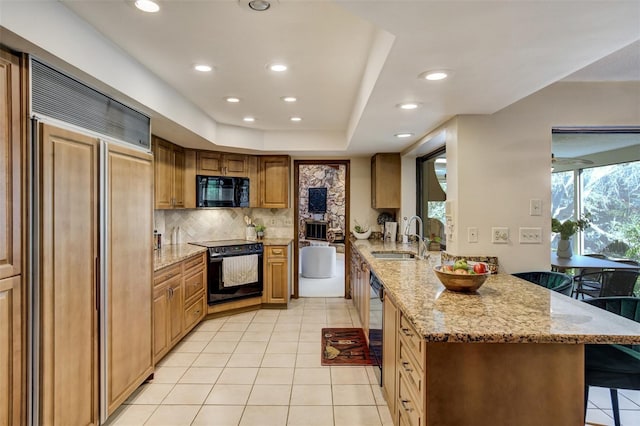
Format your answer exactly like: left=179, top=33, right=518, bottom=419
left=107, top=297, right=640, bottom=426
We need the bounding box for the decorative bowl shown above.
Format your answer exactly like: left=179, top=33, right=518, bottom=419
left=353, top=229, right=372, bottom=240
left=433, top=264, right=491, bottom=292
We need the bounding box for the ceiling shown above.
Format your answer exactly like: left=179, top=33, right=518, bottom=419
left=7, top=1, right=640, bottom=155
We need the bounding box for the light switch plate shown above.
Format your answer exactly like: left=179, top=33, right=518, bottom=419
left=519, top=227, right=542, bottom=244
left=530, top=199, right=542, bottom=216
left=491, top=227, right=509, bottom=243
left=468, top=227, right=478, bottom=243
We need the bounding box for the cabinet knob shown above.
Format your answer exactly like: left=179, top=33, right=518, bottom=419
left=401, top=361, right=413, bottom=372
left=401, top=327, right=413, bottom=337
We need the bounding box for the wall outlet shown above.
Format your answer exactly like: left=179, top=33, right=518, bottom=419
left=491, top=227, right=509, bottom=244
left=467, top=227, right=478, bottom=243
left=519, top=227, right=542, bottom=244
left=269, top=218, right=277, bottom=226
left=284, top=217, right=293, bottom=226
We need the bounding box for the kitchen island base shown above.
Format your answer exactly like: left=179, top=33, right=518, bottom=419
left=401, top=342, right=584, bottom=426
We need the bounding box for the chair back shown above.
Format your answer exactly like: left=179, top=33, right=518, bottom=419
left=512, top=271, right=573, bottom=296
left=580, top=253, right=609, bottom=276
left=583, top=297, right=640, bottom=322
left=599, top=270, right=640, bottom=297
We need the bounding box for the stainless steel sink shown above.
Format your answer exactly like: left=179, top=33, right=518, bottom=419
left=370, top=251, right=416, bottom=260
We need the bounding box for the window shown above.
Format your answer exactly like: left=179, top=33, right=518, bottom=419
left=552, top=161, right=640, bottom=260
left=417, top=149, right=446, bottom=249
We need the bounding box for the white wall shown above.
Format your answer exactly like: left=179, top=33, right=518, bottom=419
left=347, top=157, right=379, bottom=233
left=410, top=82, right=640, bottom=273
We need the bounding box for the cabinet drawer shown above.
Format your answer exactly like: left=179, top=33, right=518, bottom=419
left=398, top=337, right=424, bottom=401
left=266, top=246, right=286, bottom=258
left=397, top=372, right=423, bottom=426
left=184, top=268, right=205, bottom=303
left=154, top=264, right=181, bottom=287
left=184, top=296, right=205, bottom=332
left=399, top=314, right=424, bottom=362
left=184, top=252, right=206, bottom=274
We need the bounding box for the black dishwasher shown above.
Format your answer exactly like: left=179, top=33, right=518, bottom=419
left=369, top=273, right=383, bottom=385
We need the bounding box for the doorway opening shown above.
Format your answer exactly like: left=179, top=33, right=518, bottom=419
left=293, top=160, right=350, bottom=299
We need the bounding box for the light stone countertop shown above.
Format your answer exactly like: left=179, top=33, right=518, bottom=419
left=352, top=239, right=640, bottom=345
left=153, top=239, right=293, bottom=271
left=154, top=244, right=208, bottom=271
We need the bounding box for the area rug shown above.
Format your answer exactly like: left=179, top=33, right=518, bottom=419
left=321, top=328, right=374, bottom=366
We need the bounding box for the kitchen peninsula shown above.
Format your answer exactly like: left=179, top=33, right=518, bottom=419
left=351, top=239, right=640, bottom=426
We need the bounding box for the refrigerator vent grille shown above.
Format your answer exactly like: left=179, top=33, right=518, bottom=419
left=31, top=58, right=150, bottom=150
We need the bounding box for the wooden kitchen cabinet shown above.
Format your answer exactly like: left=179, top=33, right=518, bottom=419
left=106, top=144, right=154, bottom=415
left=197, top=151, right=250, bottom=177
left=0, top=48, right=23, bottom=426
left=349, top=249, right=370, bottom=334
left=0, top=276, right=22, bottom=426
left=371, top=153, right=401, bottom=209
left=153, top=136, right=185, bottom=209
left=259, top=155, right=290, bottom=208
left=382, top=291, right=398, bottom=417
left=40, top=124, right=99, bottom=426
left=153, top=253, right=207, bottom=364
left=263, top=245, right=290, bottom=305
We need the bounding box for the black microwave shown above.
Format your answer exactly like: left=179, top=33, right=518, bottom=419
left=196, top=175, right=249, bottom=207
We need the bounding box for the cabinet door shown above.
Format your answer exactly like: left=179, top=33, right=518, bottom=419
left=173, top=146, right=185, bottom=208
left=382, top=294, right=398, bottom=416
left=169, top=279, right=183, bottom=345
left=0, top=276, right=21, bottom=426
left=371, top=153, right=400, bottom=209
left=224, top=153, right=249, bottom=177
left=152, top=284, right=170, bottom=362
left=197, top=151, right=224, bottom=174
left=259, top=156, right=290, bottom=208
left=40, top=124, right=99, bottom=426
left=0, top=50, right=21, bottom=280
left=106, top=144, right=154, bottom=415
left=264, top=247, right=288, bottom=304
left=153, top=137, right=174, bottom=209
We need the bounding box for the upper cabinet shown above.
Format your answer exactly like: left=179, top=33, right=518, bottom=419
left=259, top=155, right=290, bottom=208
left=371, top=153, right=401, bottom=209
left=153, top=136, right=185, bottom=209
left=197, top=151, right=249, bottom=177
left=0, top=50, right=22, bottom=280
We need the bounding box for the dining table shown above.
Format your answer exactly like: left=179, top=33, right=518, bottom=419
left=551, top=253, right=639, bottom=272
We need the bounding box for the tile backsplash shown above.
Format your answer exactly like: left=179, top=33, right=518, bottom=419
left=154, top=208, right=294, bottom=245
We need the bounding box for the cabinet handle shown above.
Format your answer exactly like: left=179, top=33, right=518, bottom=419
left=400, top=399, right=414, bottom=412
left=401, top=327, right=413, bottom=337
left=194, top=310, right=201, bottom=315
left=401, top=361, right=413, bottom=372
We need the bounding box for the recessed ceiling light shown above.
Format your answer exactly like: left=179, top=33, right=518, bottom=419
left=248, top=0, right=271, bottom=11
left=225, top=97, right=240, bottom=103
left=281, top=96, right=297, bottom=103
left=194, top=64, right=212, bottom=72
left=269, top=63, right=288, bottom=72
left=397, top=102, right=421, bottom=110
left=134, top=0, right=160, bottom=13
left=419, top=70, right=449, bottom=81
left=394, top=133, right=414, bottom=138
left=243, top=117, right=256, bottom=122
left=290, top=117, right=302, bottom=122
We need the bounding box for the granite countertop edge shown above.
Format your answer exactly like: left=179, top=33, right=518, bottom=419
left=351, top=239, right=640, bottom=345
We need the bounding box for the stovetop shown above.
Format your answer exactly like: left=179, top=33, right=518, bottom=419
left=190, top=239, right=257, bottom=248
left=190, top=239, right=263, bottom=256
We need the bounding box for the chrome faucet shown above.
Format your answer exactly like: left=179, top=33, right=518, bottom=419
left=404, top=215, right=428, bottom=259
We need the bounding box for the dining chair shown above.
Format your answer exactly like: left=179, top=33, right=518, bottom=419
left=571, top=253, right=609, bottom=298
left=512, top=271, right=573, bottom=296
left=574, top=270, right=640, bottom=299
left=583, top=297, right=640, bottom=426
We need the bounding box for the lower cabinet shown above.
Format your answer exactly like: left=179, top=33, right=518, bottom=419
left=0, top=276, right=22, bottom=426
left=263, top=245, right=290, bottom=305
left=382, top=292, right=398, bottom=416
left=153, top=253, right=206, bottom=364
left=350, top=249, right=370, bottom=334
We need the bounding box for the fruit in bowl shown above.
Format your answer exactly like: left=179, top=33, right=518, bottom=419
left=434, top=260, right=491, bottom=292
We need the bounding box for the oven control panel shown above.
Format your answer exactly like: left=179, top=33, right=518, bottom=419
left=209, top=243, right=263, bottom=257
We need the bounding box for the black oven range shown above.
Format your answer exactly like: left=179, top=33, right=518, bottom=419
left=189, top=240, right=263, bottom=305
